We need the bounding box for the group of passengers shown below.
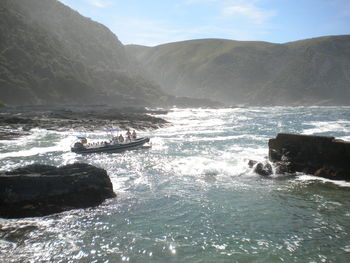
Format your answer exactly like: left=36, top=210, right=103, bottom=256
left=117, top=129, right=137, bottom=143
left=83, top=129, right=137, bottom=147
left=85, top=140, right=109, bottom=147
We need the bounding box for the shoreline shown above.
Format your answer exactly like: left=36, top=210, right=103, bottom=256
left=0, top=105, right=170, bottom=140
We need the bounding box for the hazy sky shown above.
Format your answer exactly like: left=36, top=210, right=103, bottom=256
left=59, top=0, right=350, bottom=46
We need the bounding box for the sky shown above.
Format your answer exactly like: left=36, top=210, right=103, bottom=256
left=59, top=0, right=350, bottom=46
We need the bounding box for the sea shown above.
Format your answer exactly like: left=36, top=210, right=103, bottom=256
left=1, top=107, right=350, bottom=263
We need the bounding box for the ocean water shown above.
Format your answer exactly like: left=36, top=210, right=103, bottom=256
left=1, top=107, right=350, bottom=263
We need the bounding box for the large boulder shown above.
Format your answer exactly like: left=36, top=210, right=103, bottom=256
left=0, top=163, right=116, bottom=218
left=268, top=133, right=350, bottom=181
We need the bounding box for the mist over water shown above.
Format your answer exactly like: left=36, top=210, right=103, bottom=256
left=1, top=107, right=350, bottom=263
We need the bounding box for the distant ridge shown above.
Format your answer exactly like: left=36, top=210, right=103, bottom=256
left=127, top=35, right=350, bottom=106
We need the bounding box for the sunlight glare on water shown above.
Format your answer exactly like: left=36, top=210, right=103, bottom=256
left=1, top=107, right=350, bottom=263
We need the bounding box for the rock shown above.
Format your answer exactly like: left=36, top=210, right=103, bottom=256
left=0, top=130, right=31, bottom=140
left=0, top=105, right=169, bottom=134
left=268, top=133, right=350, bottom=181
left=274, top=161, right=296, bottom=174
left=248, top=160, right=258, bottom=168
left=313, top=168, right=349, bottom=180
left=0, top=163, right=116, bottom=218
left=314, top=168, right=336, bottom=179
left=254, top=162, right=273, bottom=176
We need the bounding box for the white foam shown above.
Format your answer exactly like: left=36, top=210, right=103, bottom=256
left=168, top=151, right=255, bottom=179
left=303, top=120, right=350, bottom=135
left=296, top=174, right=350, bottom=187
left=0, top=133, right=74, bottom=159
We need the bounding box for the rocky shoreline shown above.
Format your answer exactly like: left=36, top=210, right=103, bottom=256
left=0, top=105, right=168, bottom=217
left=0, top=105, right=169, bottom=140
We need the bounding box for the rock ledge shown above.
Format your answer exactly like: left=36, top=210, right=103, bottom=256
left=268, top=133, right=350, bottom=181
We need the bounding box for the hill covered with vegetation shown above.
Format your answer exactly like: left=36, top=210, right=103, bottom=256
left=0, top=0, right=166, bottom=106
left=2, top=0, right=349, bottom=107
left=127, top=36, right=350, bottom=106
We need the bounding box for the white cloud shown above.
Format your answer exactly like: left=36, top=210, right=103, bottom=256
left=183, top=0, right=276, bottom=27
left=222, top=2, right=276, bottom=25
left=59, top=0, right=70, bottom=5
left=85, top=0, right=111, bottom=8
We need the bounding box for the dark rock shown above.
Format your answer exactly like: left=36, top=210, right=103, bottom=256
left=3, top=117, right=34, bottom=124
left=254, top=162, right=273, bottom=176
left=314, top=168, right=336, bottom=179
left=0, top=163, right=116, bottom=218
left=248, top=160, right=258, bottom=168
left=274, top=161, right=296, bottom=174
left=0, top=105, right=169, bottom=134
left=314, top=168, right=349, bottom=181
left=0, top=130, right=31, bottom=140
left=268, top=133, right=350, bottom=181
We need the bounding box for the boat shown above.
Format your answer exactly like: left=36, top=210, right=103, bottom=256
left=71, top=134, right=150, bottom=154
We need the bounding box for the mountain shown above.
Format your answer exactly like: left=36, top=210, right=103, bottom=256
left=0, top=0, right=165, bottom=106
left=2, top=0, right=348, bottom=107
left=127, top=36, right=350, bottom=106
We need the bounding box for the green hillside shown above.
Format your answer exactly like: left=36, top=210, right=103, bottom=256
left=2, top=0, right=348, bottom=107
left=127, top=36, right=350, bottom=106
left=0, top=0, right=165, bottom=106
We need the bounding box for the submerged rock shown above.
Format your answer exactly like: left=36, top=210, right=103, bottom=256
left=268, top=133, right=350, bottom=181
left=0, top=163, right=116, bottom=218
left=0, top=224, right=38, bottom=243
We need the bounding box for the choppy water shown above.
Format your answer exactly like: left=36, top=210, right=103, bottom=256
left=1, top=107, right=350, bottom=263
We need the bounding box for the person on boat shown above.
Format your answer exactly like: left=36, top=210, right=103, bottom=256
left=126, top=129, right=132, bottom=142
left=132, top=130, right=137, bottom=139
left=118, top=134, right=124, bottom=143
